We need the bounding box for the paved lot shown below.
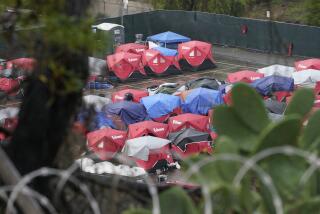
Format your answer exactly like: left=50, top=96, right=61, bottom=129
left=89, top=57, right=262, bottom=98
left=0, top=46, right=304, bottom=108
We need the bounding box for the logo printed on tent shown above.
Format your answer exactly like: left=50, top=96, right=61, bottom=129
left=135, top=48, right=145, bottom=53
left=251, top=77, right=261, bottom=81
left=128, top=58, right=138, bottom=62
left=173, top=120, right=182, bottom=125
left=182, top=46, right=190, bottom=50
left=160, top=57, right=165, bottom=64
left=298, top=65, right=308, bottom=69
left=111, top=135, right=124, bottom=140
left=114, top=95, right=124, bottom=100
left=153, top=57, right=158, bottom=64
left=97, top=142, right=104, bottom=149
left=146, top=52, right=155, bottom=57
left=153, top=128, right=165, bottom=133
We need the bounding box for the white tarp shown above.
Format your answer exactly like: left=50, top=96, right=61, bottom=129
left=83, top=95, right=111, bottom=112
left=92, top=23, right=124, bottom=31
left=122, top=136, right=171, bottom=161
left=148, top=41, right=159, bottom=49
left=257, top=64, right=296, bottom=78
left=292, top=69, right=320, bottom=87
left=79, top=158, right=146, bottom=177
left=0, top=107, right=19, bottom=124
left=147, top=83, right=179, bottom=96
left=88, top=57, right=106, bottom=75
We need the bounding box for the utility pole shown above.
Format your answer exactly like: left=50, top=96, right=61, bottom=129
left=121, top=0, right=128, bottom=26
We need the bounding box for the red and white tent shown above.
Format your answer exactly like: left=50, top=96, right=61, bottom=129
left=111, top=88, right=149, bottom=103
left=142, top=49, right=180, bottom=74
left=177, top=41, right=214, bottom=67
left=6, top=58, right=36, bottom=72
left=115, top=43, right=147, bottom=55
left=87, top=128, right=127, bottom=160
left=295, top=58, right=320, bottom=71
left=106, top=52, right=146, bottom=80
left=227, top=70, right=264, bottom=83
left=168, top=113, right=209, bottom=133
left=127, top=121, right=169, bottom=139
left=0, top=78, right=19, bottom=93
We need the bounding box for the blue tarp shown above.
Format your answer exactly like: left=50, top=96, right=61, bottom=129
left=95, top=112, right=115, bottom=129
left=104, top=101, right=148, bottom=125
left=152, top=46, right=178, bottom=56
left=251, top=75, right=294, bottom=96
left=77, top=111, right=115, bottom=131
left=182, top=88, right=224, bottom=115
left=141, top=93, right=181, bottom=119
left=147, top=31, right=191, bottom=44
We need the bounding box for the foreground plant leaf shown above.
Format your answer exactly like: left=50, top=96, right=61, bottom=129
left=285, top=88, right=314, bottom=118
left=255, top=116, right=301, bottom=152
left=122, top=208, right=151, bottom=214
left=260, top=156, right=309, bottom=202
left=301, top=110, right=320, bottom=151
left=231, top=83, right=270, bottom=133
left=214, top=106, right=258, bottom=152
left=285, top=197, right=320, bottom=214
left=159, top=187, right=198, bottom=214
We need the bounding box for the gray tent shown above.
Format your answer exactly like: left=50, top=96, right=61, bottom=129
left=122, top=136, right=171, bottom=161
left=185, top=77, right=222, bottom=90
left=264, top=99, right=286, bottom=115
left=168, top=128, right=211, bottom=151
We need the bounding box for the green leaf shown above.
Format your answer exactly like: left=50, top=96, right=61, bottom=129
left=255, top=116, right=301, bottom=152
left=122, top=208, right=151, bottom=214
left=191, top=156, right=241, bottom=189
left=215, top=136, right=239, bottom=154
left=210, top=184, right=240, bottom=214
left=214, top=106, right=258, bottom=152
left=301, top=110, right=320, bottom=150
left=159, top=187, right=198, bottom=214
left=260, top=156, right=309, bottom=202
left=285, top=197, right=320, bottom=214
left=285, top=88, right=315, bottom=117
left=231, top=83, right=270, bottom=133
left=239, top=177, right=261, bottom=213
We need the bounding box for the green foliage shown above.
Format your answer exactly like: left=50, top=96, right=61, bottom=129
left=159, top=187, right=198, bottom=214
left=284, top=88, right=315, bottom=117
left=211, top=84, right=320, bottom=213
left=305, top=0, right=320, bottom=26
left=150, top=0, right=248, bottom=16
left=127, top=84, right=320, bottom=214
left=285, top=197, right=320, bottom=214
left=2, top=0, right=94, bottom=97
left=150, top=0, right=320, bottom=26
left=301, top=111, right=320, bottom=150
left=122, top=208, right=152, bottom=214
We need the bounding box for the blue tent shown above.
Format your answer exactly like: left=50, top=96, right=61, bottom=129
left=152, top=46, right=178, bottom=56
left=147, top=31, right=190, bottom=44
left=104, top=101, right=148, bottom=125
left=251, top=75, right=294, bottom=96
left=140, top=93, right=181, bottom=119
left=182, top=88, right=224, bottom=115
